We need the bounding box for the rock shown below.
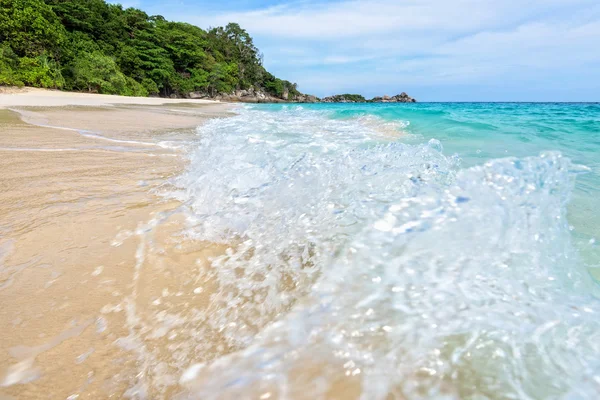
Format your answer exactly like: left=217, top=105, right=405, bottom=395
left=371, top=93, right=416, bottom=103
left=187, top=92, right=202, bottom=99
left=184, top=87, right=315, bottom=103
left=321, top=94, right=367, bottom=103
left=186, top=90, right=414, bottom=103
left=290, top=94, right=318, bottom=103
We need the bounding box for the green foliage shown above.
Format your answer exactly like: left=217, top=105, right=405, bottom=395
left=124, top=76, right=148, bottom=97
left=19, top=54, right=65, bottom=88
left=341, top=94, right=366, bottom=102
left=207, top=23, right=262, bottom=90
left=263, top=73, right=300, bottom=99
left=0, top=44, right=23, bottom=86
left=325, top=94, right=367, bottom=102
left=155, top=20, right=207, bottom=73
left=140, top=78, right=159, bottom=96
left=72, top=51, right=127, bottom=94
left=0, top=0, right=303, bottom=99
left=265, top=78, right=285, bottom=97
left=0, top=0, right=67, bottom=57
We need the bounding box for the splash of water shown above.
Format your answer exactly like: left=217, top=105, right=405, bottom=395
left=166, top=106, right=599, bottom=399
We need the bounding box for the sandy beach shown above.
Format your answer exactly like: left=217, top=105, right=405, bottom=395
left=0, top=89, right=232, bottom=399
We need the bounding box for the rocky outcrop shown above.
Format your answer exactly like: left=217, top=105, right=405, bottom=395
left=321, top=94, right=367, bottom=103
left=293, top=94, right=319, bottom=103
left=321, top=92, right=416, bottom=103
left=371, top=93, right=416, bottom=103
left=187, top=87, right=319, bottom=103
left=187, top=88, right=415, bottom=104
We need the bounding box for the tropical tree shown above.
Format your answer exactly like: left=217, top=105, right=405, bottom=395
left=0, top=0, right=304, bottom=99
left=0, top=0, right=67, bottom=57
left=72, top=51, right=126, bottom=93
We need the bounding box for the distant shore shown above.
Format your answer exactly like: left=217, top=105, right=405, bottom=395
left=0, top=87, right=417, bottom=106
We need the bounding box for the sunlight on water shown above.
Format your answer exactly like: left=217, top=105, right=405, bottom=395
left=163, top=105, right=600, bottom=399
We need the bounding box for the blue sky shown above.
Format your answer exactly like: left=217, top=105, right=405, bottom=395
left=110, top=0, right=600, bottom=101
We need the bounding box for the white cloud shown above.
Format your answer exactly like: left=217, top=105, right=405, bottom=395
left=166, top=0, right=600, bottom=99
left=322, top=55, right=376, bottom=64
left=187, top=0, right=597, bottom=40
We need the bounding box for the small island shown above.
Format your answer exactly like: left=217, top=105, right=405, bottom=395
left=321, top=93, right=416, bottom=103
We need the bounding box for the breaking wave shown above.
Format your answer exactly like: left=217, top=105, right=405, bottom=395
left=166, top=106, right=599, bottom=399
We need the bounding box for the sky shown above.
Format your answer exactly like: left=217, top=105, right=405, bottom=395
left=110, top=0, right=600, bottom=101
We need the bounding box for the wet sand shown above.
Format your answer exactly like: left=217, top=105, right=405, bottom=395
left=0, top=91, right=232, bottom=399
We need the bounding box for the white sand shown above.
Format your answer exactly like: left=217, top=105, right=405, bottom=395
left=0, top=87, right=220, bottom=108
left=0, top=96, right=231, bottom=399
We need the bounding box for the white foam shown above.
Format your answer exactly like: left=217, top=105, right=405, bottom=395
left=153, top=106, right=598, bottom=398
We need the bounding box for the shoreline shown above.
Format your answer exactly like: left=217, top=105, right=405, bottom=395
left=0, top=90, right=231, bottom=399
left=0, top=87, right=224, bottom=108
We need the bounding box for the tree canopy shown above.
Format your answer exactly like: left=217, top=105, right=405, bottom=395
left=0, top=0, right=301, bottom=98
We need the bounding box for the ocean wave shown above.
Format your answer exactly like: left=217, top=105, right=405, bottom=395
left=166, top=107, right=599, bottom=399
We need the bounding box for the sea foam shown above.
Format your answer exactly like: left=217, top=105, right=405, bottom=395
left=167, top=106, right=599, bottom=399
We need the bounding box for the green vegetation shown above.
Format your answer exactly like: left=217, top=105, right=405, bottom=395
left=322, top=94, right=367, bottom=102
left=338, top=94, right=366, bottom=102
left=0, top=0, right=302, bottom=98
left=321, top=93, right=417, bottom=103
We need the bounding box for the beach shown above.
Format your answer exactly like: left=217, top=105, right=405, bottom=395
left=2, top=91, right=600, bottom=399
left=2, top=0, right=598, bottom=396
left=0, top=88, right=232, bottom=399
left=138, top=102, right=600, bottom=400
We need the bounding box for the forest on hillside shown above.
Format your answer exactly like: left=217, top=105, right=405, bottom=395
left=0, top=0, right=302, bottom=99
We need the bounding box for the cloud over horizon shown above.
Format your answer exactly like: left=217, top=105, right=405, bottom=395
left=116, top=0, right=600, bottom=101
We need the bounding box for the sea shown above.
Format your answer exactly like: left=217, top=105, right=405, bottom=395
left=171, top=102, right=600, bottom=399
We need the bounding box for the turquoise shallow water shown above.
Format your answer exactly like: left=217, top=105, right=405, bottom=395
left=173, top=102, right=600, bottom=399
left=264, top=102, right=600, bottom=270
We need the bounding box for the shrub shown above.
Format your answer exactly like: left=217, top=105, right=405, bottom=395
left=72, top=51, right=127, bottom=94
left=18, top=54, right=65, bottom=88
left=0, top=45, right=23, bottom=86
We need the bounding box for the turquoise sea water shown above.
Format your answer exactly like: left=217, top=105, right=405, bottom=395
left=174, top=102, right=600, bottom=399
left=303, top=102, right=600, bottom=269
